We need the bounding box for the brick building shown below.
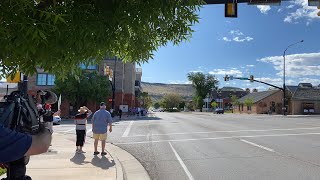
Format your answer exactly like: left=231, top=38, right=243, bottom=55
left=27, top=58, right=142, bottom=117
left=290, top=83, right=320, bottom=115
left=233, top=90, right=283, bottom=114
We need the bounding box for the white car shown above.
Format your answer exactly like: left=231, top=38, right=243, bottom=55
left=53, top=116, right=61, bottom=123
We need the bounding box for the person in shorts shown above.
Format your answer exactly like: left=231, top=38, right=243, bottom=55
left=92, top=102, right=112, bottom=155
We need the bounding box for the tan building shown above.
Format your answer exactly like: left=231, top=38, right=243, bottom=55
left=27, top=58, right=142, bottom=117
left=290, top=84, right=320, bottom=115
left=233, top=90, right=283, bottom=114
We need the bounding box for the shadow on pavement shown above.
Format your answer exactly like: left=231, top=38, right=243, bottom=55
left=70, top=153, right=91, bottom=165
left=91, top=156, right=115, bottom=169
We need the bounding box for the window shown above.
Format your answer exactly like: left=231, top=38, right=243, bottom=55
left=37, top=73, right=55, bottom=86
left=247, top=106, right=252, bottom=111
left=79, top=63, right=98, bottom=70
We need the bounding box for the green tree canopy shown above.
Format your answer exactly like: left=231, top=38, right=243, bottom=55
left=54, top=71, right=111, bottom=110
left=0, top=0, right=203, bottom=78
left=244, top=98, right=254, bottom=107
left=154, top=102, right=160, bottom=109
left=160, top=94, right=182, bottom=110
left=231, top=95, right=240, bottom=106
left=187, top=72, right=219, bottom=111
left=139, top=92, right=152, bottom=109
left=211, top=101, right=218, bottom=108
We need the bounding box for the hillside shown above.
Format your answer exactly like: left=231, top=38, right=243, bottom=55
left=141, top=82, right=195, bottom=101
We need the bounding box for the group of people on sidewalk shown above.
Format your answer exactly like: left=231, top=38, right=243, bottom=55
left=74, top=102, right=113, bottom=156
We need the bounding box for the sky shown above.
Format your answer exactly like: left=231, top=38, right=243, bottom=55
left=140, top=0, right=320, bottom=91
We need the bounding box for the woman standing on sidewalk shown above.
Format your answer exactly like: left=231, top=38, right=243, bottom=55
left=75, top=106, right=92, bottom=153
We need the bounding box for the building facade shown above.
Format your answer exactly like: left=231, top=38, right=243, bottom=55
left=234, top=90, right=283, bottom=114
left=27, top=58, right=142, bottom=117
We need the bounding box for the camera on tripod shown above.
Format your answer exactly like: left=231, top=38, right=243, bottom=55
left=0, top=74, right=57, bottom=180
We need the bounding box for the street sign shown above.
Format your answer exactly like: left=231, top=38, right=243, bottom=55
left=239, top=77, right=248, bottom=80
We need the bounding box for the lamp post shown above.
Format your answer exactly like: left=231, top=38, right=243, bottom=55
left=111, top=57, right=117, bottom=114
left=282, top=40, right=303, bottom=115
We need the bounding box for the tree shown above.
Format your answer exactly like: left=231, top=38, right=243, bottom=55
left=54, top=71, right=111, bottom=111
left=187, top=72, right=219, bottom=111
left=211, top=101, right=218, bottom=109
left=140, top=92, right=152, bottom=109
left=244, top=98, right=254, bottom=112
left=193, top=95, right=204, bottom=111
left=179, top=101, right=186, bottom=110
left=252, top=88, right=258, bottom=92
left=231, top=95, right=240, bottom=106
left=0, top=0, right=203, bottom=78
left=154, top=102, right=160, bottom=109
left=245, top=88, right=251, bottom=94
left=160, top=94, right=182, bottom=110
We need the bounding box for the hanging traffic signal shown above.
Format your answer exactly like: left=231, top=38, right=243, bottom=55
left=225, top=3, right=237, bottom=18
left=6, top=71, right=21, bottom=83
left=224, top=75, right=229, bottom=81
left=109, top=69, right=113, bottom=80
left=104, top=66, right=110, bottom=76
left=318, top=6, right=320, bottom=16
left=250, top=75, right=254, bottom=82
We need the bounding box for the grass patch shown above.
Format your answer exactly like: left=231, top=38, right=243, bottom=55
left=224, top=110, right=233, bottom=113
left=0, top=168, right=6, bottom=176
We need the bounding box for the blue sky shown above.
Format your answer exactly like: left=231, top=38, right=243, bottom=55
left=140, top=0, right=320, bottom=91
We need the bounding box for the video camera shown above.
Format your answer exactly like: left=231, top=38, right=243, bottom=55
left=0, top=75, right=57, bottom=180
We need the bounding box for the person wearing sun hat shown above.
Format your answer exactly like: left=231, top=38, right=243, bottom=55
left=92, top=102, right=112, bottom=156
left=74, top=106, right=92, bottom=153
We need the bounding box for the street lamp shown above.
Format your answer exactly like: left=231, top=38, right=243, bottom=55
left=111, top=57, right=117, bottom=114
left=282, top=40, right=304, bottom=115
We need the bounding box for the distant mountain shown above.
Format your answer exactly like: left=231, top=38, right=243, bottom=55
left=141, top=82, right=195, bottom=102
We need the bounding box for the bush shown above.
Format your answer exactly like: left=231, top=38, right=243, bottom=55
left=0, top=168, right=6, bottom=176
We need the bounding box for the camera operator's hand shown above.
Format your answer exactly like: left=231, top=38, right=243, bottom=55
left=24, top=124, right=52, bottom=157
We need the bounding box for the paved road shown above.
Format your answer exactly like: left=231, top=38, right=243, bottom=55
left=54, top=113, right=320, bottom=180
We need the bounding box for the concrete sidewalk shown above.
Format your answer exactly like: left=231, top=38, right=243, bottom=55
left=0, top=132, right=150, bottom=180
left=26, top=133, right=118, bottom=180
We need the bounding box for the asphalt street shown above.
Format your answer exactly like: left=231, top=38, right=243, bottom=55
left=54, top=113, right=320, bottom=180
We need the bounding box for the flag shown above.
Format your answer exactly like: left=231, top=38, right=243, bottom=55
left=58, top=94, right=61, bottom=110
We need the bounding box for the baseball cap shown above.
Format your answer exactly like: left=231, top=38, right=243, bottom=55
left=100, top=102, right=106, bottom=106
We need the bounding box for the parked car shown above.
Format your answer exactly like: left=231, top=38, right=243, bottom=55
left=53, top=116, right=61, bottom=124
left=215, top=108, right=224, bottom=114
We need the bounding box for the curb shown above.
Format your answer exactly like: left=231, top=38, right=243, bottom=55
left=107, top=144, right=150, bottom=180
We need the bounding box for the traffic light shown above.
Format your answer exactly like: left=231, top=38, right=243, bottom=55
left=6, top=71, right=21, bottom=83
left=109, top=69, right=113, bottom=80
left=225, top=3, right=237, bottom=18
left=250, top=75, right=254, bottom=82
left=318, top=6, right=320, bottom=16
left=224, top=75, right=229, bottom=81
left=104, top=66, right=109, bottom=76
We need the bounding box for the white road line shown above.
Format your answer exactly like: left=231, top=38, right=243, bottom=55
left=122, top=121, right=134, bottom=137
left=240, top=139, right=275, bottom=152
left=87, top=128, right=92, bottom=134
left=115, top=132, right=320, bottom=145
left=63, top=128, right=74, bottom=133
left=123, top=126, right=320, bottom=137
left=169, top=142, right=195, bottom=180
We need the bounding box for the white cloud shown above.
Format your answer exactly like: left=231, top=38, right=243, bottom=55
left=258, top=52, right=320, bottom=77
left=246, top=65, right=255, bottom=67
left=257, top=5, right=271, bottom=14
left=189, top=70, right=203, bottom=73
left=169, top=80, right=191, bottom=84
left=284, top=0, right=320, bottom=24
left=209, top=68, right=243, bottom=76
left=222, top=37, right=232, bottom=42
left=286, top=4, right=295, bottom=9
left=221, top=30, right=254, bottom=43
left=230, top=30, right=244, bottom=36
left=298, top=78, right=320, bottom=86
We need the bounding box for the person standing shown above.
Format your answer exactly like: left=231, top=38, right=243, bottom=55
left=92, top=102, right=112, bottom=155
left=118, top=108, right=122, bottom=119
left=74, top=106, right=92, bottom=153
